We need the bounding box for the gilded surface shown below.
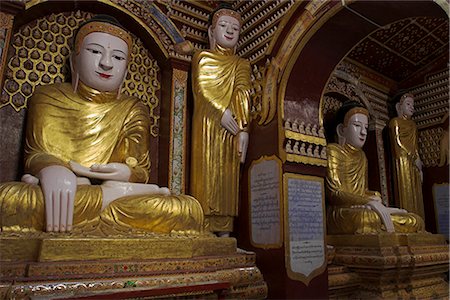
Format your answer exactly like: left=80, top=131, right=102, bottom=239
left=0, top=83, right=203, bottom=235
left=389, top=116, right=425, bottom=219
left=0, top=248, right=267, bottom=299
left=328, top=233, right=449, bottom=299
left=326, top=143, right=424, bottom=234
left=190, top=46, right=252, bottom=232
left=419, top=127, right=445, bottom=167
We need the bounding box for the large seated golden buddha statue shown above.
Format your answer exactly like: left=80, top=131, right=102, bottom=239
left=0, top=15, right=203, bottom=236
left=326, top=101, right=425, bottom=234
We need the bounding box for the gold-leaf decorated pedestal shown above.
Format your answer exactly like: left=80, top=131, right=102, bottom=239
left=327, top=233, right=449, bottom=299
left=0, top=233, right=268, bottom=299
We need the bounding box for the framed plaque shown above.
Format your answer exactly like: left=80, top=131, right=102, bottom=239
left=283, top=173, right=326, bottom=285
left=432, top=183, right=449, bottom=240
left=249, top=155, right=283, bottom=248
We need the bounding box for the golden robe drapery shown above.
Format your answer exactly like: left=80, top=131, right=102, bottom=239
left=0, top=83, right=203, bottom=235
left=326, top=143, right=424, bottom=234
left=190, top=46, right=252, bottom=232
left=389, top=116, right=425, bottom=220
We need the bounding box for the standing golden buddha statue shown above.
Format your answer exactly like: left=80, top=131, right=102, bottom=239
left=326, top=101, right=424, bottom=234
left=0, top=15, right=203, bottom=235
left=190, top=4, right=252, bottom=236
left=389, top=93, right=425, bottom=220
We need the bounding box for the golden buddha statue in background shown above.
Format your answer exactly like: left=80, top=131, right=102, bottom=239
left=190, top=4, right=252, bottom=236
left=0, top=15, right=203, bottom=235
left=326, top=101, right=424, bottom=234
left=389, top=93, right=425, bottom=220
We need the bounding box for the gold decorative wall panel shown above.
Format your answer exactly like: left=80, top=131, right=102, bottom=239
left=419, top=127, right=444, bottom=167
left=411, top=69, right=449, bottom=130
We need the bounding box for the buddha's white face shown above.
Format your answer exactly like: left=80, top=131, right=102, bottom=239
left=74, top=32, right=128, bottom=92
left=209, top=15, right=240, bottom=49
left=399, top=96, right=415, bottom=118
left=341, top=113, right=369, bottom=149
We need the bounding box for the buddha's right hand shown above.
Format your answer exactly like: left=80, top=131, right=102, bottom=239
left=38, top=165, right=76, bottom=232
left=366, top=200, right=395, bottom=233
left=220, top=109, right=239, bottom=135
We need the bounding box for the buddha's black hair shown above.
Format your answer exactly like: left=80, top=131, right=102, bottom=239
left=335, top=101, right=367, bottom=126
left=208, top=2, right=238, bottom=28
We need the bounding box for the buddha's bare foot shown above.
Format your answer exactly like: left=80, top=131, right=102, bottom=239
left=21, top=174, right=39, bottom=185
left=101, top=181, right=171, bottom=210
left=217, top=231, right=230, bottom=237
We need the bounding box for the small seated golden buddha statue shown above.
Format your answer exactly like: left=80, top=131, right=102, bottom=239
left=326, top=101, right=424, bottom=234
left=0, top=15, right=203, bottom=236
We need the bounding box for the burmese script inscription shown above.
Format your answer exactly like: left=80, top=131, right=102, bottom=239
left=250, top=157, right=282, bottom=248
left=433, top=183, right=449, bottom=239
left=285, top=174, right=325, bottom=284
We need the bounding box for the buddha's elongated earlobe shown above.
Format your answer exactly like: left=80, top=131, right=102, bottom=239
left=117, top=69, right=128, bottom=99
left=208, top=26, right=215, bottom=50
left=395, top=102, right=402, bottom=117
left=69, top=54, right=79, bottom=92
left=337, top=123, right=346, bottom=146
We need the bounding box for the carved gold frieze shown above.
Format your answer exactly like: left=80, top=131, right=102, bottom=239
left=283, top=123, right=327, bottom=166
left=325, top=77, right=361, bottom=103
left=0, top=233, right=236, bottom=262
left=327, top=233, right=449, bottom=298
left=1, top=251, right=267, bottom=299
left=285, top=153, right=327, bottom=167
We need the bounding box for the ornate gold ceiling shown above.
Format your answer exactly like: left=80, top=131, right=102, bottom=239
left=348, top=17, right=449, bottom=82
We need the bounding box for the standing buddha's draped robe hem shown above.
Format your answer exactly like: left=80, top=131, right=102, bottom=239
left=326, top=143, right=424, bottom=235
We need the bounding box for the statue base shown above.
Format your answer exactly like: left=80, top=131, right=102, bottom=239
left=327, top=245, right=360, bottom=299
left=0, top=233, right=267, bottom=299
left=327, top=233, right=449, bottom=299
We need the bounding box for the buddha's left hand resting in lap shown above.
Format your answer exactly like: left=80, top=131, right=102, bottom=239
left=0, top=15, right=203, bottom=235
left=326, top=101, right=424, bottom=235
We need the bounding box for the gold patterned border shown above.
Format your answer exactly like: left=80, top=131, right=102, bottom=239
left=285, top=154, right=327, bottom=167
left=248, top=155, right=283, bottom=249
left=168, top=68, right=188, bottom=194
left=0, top=12, right=14, bottom=91
left=285, top=130, right=326, bottom=146
left=283, top=173, right=327, bottom=285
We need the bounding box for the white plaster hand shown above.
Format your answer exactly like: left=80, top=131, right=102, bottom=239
left=238, top=131, right=249, bottom=163
left=220, top=108, right=239, bottom=135
left=369, top=195, right=382, bottom=202
left=365, top=200, right=395, bottom=233
left=385, top=207, right=407, bottom=214
left=70, top=161, right=131, bottom=182
left=38, top=165, right=76, bottom=232
left=415, top=158, right=423, bottom=183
